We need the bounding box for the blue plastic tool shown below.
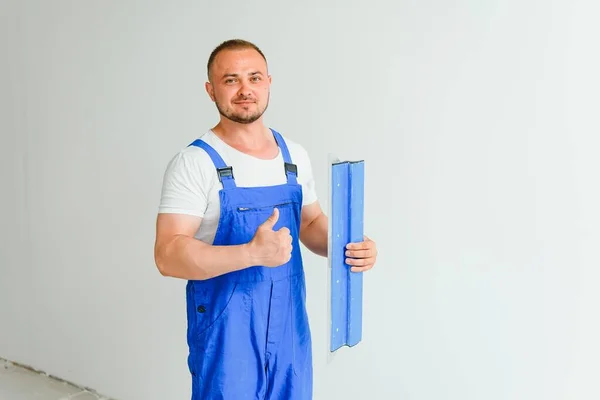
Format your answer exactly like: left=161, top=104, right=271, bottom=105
left=330, top=160, right=365, bottom=352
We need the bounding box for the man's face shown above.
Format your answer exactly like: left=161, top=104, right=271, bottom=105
left=206, top=48, right=271, bottom=124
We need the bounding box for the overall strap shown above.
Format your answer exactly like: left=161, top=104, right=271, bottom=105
left=188, top=139, right=236, bottom=189
left=270, top=128, right=298, bottom=185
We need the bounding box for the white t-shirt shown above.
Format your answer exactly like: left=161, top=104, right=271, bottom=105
left=158, top=130, right=318, bottom=244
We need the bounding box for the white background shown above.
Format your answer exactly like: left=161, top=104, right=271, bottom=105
left=1, top=1, right=599, bottom=399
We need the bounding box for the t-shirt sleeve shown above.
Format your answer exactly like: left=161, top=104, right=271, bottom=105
left=298, top=147, right=318, bottom=206
left=158, top=151, right=209, bottom=217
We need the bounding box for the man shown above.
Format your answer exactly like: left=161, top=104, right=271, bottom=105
left=154, top=39, right=378, bottom=399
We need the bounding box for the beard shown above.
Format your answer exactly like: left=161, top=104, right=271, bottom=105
left=215, top=93, right=270, bottom=124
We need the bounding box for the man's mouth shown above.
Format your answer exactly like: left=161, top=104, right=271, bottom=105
left=234, top=99, right=256, bottom=104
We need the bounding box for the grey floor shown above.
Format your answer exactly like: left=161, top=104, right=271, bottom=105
left=0, top=359, right=110, bottom=400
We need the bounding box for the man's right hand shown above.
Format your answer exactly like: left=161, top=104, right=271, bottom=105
left=247, top=208, right=293, bottom=267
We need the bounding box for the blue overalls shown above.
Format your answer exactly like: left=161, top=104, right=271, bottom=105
left=185, top=129, right=313, bottom=400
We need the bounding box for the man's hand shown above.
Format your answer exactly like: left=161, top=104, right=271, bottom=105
left=345, top=235, right=378, bottom=272
left=247, top=208, right=293, bottom=267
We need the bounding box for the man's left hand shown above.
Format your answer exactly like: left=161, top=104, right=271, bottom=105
left=345, top=235, right=378, bottom=272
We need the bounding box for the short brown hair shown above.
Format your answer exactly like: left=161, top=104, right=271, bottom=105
left=207, top=39, right=267, bottom=80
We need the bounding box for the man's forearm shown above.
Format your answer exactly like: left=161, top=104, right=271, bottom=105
left=156, top=235, right=253, bottom=280
left=300, top=213, right=329, bottom=257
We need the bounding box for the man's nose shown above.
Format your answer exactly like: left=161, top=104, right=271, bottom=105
left=237, top=81, right=252, bottom=96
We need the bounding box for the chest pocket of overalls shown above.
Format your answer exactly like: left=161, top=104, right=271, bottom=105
left=235, top=201, right=297, bottom=238
left=192, top=279, right=238, bottom=338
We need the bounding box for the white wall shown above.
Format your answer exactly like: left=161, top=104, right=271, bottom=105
left=0, top=0, right=29, bottom=364
left=1, top=1, right=599, bottom=399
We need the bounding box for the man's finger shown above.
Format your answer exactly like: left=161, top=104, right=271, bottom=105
left=345, top=249, right=375, bottom=258
left=350, top=264, right=374, bottom=273
left=262, top=208, right=280, bottom=229
left=345, top=257, right=373, bottom=267
left=346, top=241, right=368, bottom=250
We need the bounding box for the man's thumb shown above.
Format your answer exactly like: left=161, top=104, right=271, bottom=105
left=263, top=207, right=279, bottom=229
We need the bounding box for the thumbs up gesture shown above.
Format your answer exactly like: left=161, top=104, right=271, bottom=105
left=248, top=208, right=293, bottom=267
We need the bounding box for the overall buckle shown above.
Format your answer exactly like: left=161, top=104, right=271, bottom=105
left=217, top=166, right=234, bottom=182
left=284, top=162, right=298, bottom=177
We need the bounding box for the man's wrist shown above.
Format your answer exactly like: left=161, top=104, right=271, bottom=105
left=240, top=242, right=257, bottom=268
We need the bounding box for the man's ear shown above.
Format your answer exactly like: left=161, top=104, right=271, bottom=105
left=205, top=82, right=215, bottom=102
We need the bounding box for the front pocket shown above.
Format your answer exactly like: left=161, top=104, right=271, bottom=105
left=237, top=201, right=293, bottom=212
left=192, top=280, right=238, bottom=338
